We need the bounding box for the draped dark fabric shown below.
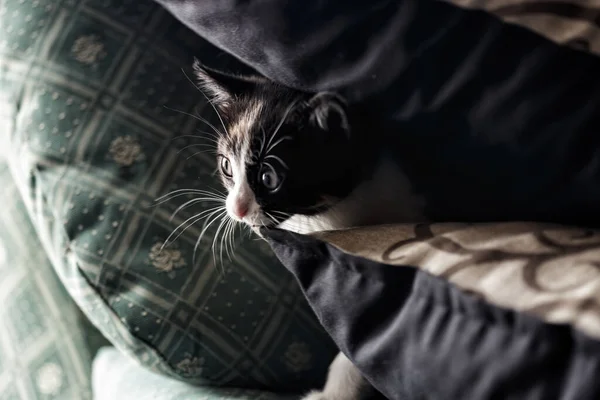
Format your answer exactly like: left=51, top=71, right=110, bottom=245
left=157, top=0, right=600, bottom=227
left=263, top=228, right=600, bottom=400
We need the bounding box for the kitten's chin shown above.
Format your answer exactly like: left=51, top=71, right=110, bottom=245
left=244, top=221, right=275, bottom=237
left=246, top=224, right=276, bottom=240
left=242, top=213, right=278, bottom=230
left=250, top=225, right=264, bottom=238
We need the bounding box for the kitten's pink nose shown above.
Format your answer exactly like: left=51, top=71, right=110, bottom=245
left=233, top=202, right=249, bottom=219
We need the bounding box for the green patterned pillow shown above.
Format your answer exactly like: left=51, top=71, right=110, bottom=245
left=0, top=159, right=108, bottom=400
left=0, top=0, right=336, bottom=392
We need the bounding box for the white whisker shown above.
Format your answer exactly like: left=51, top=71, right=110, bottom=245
left=155, top=188, right=226, bottom=202
left=264, top=98, right=299, bottom=154
left=259, top=127, right=268, bottom=155
left=161, top=205, right=223, bottom=251
left=177, top=143, right=216, bottom=154
left=171, top=132, right=221, bottom=144
left=195, top=130, right=221, bottom=140
left=271, top=211, right=293, bottom=220
left=224, top=219, right=235, bottom=260
left=212, top=213, right=230, bottom=270
left=230, top=228, right=239, bottom=262
left=266, top=135, right=292, bottom=155
left=220, top=219, right=232, bottom=265
left=264, top=154, right=288, bottom=169
left=219, top=222, right=229, bottom=268
left=265, top=212, right=279, bottom=225
left=167, top=207, right=225, bottom=247
left=170, top=197, right=225, bottom=221
left=223, top=219, right=235, bottom=264
left=169, top=134, right=215, bottom=142
left=163, top=105, right=222, bottom=137
left=271, top=210, right=292, bottom=215
left=263, top=161, right=276, bottom=173
left=222, top=219, right=231, bottom=261
left=194, top=209, right=227, bottom=265
left=181, top=68, right=231, bottom=140
left=186, top=150, right=214, bottom=161
left=154, top=191, right=226, bottom=206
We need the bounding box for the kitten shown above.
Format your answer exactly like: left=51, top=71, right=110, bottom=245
left=192, top=59, right=425, bottom=400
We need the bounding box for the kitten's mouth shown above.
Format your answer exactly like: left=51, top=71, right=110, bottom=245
left=242, top=212, right=285, bottom=232
left=251, top=222, right=276, bottom=229
left=249, top=223, right=274, bottom=237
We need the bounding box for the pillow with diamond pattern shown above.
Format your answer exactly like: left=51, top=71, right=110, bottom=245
left=0, top=157, right=109, bottom=400
left=0, top=0, right=336, bottom=392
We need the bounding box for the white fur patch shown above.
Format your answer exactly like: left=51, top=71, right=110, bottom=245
left=225, top=101, right=266, bottom=225
left=280, top=157, right=427, bottom=235
left=301, top=353, right=366, bottom=400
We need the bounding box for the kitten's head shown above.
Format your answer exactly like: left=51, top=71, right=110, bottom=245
left=193, top=60, right=362, bottom=231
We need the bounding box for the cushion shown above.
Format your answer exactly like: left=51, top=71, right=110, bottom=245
left=0, top=0, right=336, bottom=391
left=0, top=159, right=108, bottom=399
left=264, top=223, right=600, bottom=399
left=93, top=347, right=295, bottom=400
left=160, top=0, right=600, bottom=227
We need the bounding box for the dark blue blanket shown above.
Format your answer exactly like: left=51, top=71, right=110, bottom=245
left=158, top=0, right=600, bottom=227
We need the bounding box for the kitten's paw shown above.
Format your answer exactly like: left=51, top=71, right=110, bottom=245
left=300, top=390, right=360, bottom=400
left=300, top=391, right=329, bottom=400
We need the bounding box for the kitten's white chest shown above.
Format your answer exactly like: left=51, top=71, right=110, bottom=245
left=280, top=158, right=426, bottom=234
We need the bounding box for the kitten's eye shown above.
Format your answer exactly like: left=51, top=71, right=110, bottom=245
left=220, top=157, right=232, bottom=178
left=261, top=169, right=280, bottom=191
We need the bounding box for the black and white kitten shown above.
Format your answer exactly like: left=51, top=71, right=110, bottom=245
left=192, top=59, right=425, bottom=400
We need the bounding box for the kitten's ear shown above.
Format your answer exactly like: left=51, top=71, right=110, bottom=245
left=192, top=58, right=267, bottom=110
left=308, top=92, right=350, bottom=136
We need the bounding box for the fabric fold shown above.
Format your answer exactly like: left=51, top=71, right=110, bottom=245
left=264, top=227, right=600, bottom=399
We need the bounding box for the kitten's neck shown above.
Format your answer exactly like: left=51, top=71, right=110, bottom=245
left=314, top=109, right=385, bottom=201
left=279, top=156, right=427, bottom=234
